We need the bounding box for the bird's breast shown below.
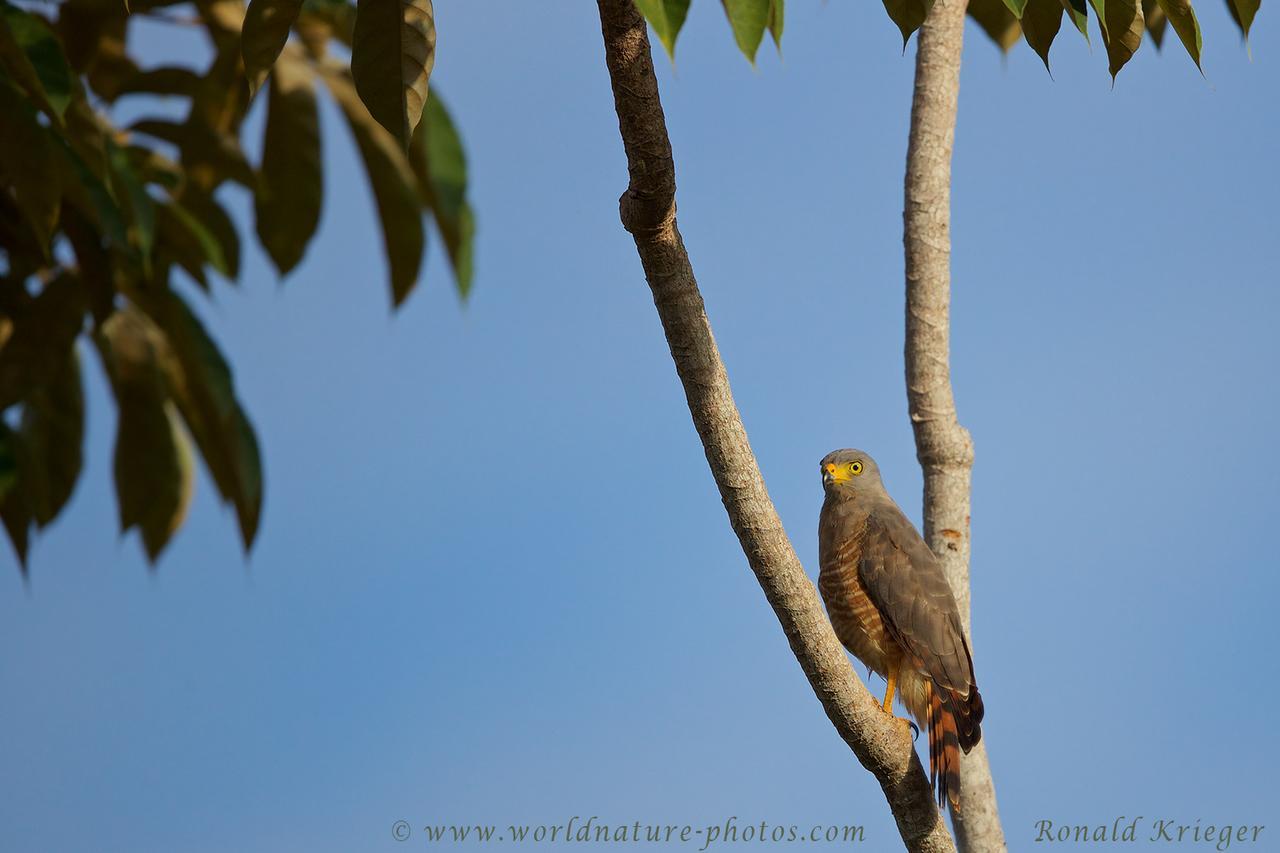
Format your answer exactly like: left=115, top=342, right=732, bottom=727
left=819, top=514, right=898, bottom=677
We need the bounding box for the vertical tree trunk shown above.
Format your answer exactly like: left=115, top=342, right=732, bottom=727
left=902, top=2, right=1006, bottom=851
left=595, top=1, right=956, bottom=850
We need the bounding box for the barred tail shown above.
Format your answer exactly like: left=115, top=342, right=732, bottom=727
left=927, top=687, right=961, bottom=811
left=927, top=682, right=983, bottom=813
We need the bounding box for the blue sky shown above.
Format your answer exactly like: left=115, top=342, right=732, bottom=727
left=2, top=3, right=1278, bottom=851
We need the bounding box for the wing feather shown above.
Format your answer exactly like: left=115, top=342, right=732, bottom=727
left=856, top=504, right=975, bottom=697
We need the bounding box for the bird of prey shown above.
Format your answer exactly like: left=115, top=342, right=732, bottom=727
left=818, top=448, right=983, bottom=812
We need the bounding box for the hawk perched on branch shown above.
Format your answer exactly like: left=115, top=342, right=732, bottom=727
left=818, top=449, right=983, bottom=812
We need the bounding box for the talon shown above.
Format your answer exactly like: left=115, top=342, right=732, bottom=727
left=908, top=720, right=920, bottom=742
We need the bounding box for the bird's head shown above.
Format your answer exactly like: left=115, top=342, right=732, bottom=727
left=820, top=448, right=883, bottom=496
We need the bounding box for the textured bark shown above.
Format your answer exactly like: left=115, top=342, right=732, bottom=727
left=902, top=2, right=1006, bottom=851
left=596, top=2, right=955, bottom=851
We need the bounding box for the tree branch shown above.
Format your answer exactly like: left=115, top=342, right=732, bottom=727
left=595, top=2, right=955, bottom=850
left=902, top=2, right=1006, bottom=851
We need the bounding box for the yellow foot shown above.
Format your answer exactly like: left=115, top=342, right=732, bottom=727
left=881, top=661, right=899, bottom=713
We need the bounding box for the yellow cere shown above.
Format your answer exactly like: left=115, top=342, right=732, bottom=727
left=824, top=461, right=861, bottom=484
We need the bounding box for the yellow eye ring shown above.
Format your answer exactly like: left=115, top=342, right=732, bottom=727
left=848, top=461, right=863, bottom=476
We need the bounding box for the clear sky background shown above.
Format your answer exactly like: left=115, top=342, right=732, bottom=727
left=3, top=3, right=1278, bottom=851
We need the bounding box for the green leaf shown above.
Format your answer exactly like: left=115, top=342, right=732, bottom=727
left=182, top=191, right=241, bottom=281
left=242, top=0, right=304, bottom=96
left=0, top=1, right=73, bottom=119
left=0, top=273, right=87, bottom=411
left=96, top=310, right=194, bottom=563
left=188, top=37, right=253, bottom=142
left=721, top=0, right=769, bottom=60
left=56, top=132, right=129, bottom=253
left=881, top=0, right=936, bottom=46
left=129, top=118, right=257, bottom=189
left=411, top=94, right=475, bottom=298
left=106, top=136, right=155, bottom=273
left=1022, top=0, right=1066, bottom=70
left=1225, top=0, right=1260, bottom=41
left=324, top=66, right=425, bottom=306
left=1154, top=0, right=1202, bottom=67
left=256, top=49, right=323, bottom=276
left=0, top=330, right=84, bottom=565
left=0, top=77, right=61, bottom=251
left=60, top=92, right=108, bottom=180
left=127, top=145, right=183, bottom=191
left=115, top=66, right=201, bottom=98
left=1002, top=0, right=1031, bottom=15
left=1143, top=0, right=1169, bottom=47
left=156, top=200, right=232, bottom=287
left=635, top=0, right=692, bottom=58
left=178, top=203, right=230, bottom=278
left=968, top=0, right=1023, bottom=51
left=1090, top=0, right=1145, bottom=78
left=19, top=350, right=85, bottom=527
left=1060, top=0, right=1090, bottom=39
left=767, top=0, right=784, bottom=48
left=141, top=294, right=263, bottom=552
left=350, top=0, right=435, bottom=150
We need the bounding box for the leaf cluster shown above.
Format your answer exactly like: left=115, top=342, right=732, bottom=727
left=0, top=0, right=473, bottom=569
left=635, top=0, right=783, bottom=61
left=635, top=0, right=1260, bottom=78
left=965, top=0, right=1258, bottom=76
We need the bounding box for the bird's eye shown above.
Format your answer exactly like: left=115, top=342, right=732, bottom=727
left=849, top=461, right=863, bottom=476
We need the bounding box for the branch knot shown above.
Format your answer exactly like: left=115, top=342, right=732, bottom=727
left=619, top=190, right=675, bottom=236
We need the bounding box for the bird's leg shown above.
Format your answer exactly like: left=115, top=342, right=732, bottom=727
left=881, top=660, right=899, bottom=713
